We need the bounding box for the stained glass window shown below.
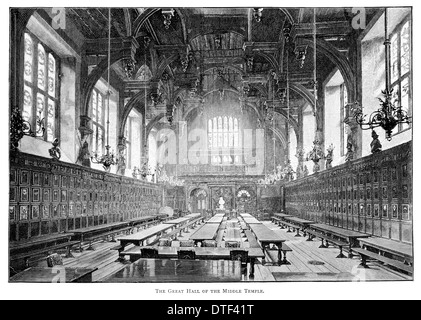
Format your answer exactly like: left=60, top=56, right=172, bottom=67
left=390, top=18, right=412, bottom=135
left=22, top=32, right=59, bottom=142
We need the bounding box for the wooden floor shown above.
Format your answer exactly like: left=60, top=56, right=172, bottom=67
left=33, top=218, right=411, bottom=283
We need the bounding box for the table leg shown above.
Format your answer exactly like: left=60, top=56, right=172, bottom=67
left=336, top=246, right=346, bottom=259
left=278, top=249, right=283, bottom=266
left=294, top=228, right=301, bottom=237
left=86, top=241, right=95, bottom=251
left=287, top=227, right=293, bottom=233
left=64, top=244, right=74, bottom=259
left=282, top=250, right=291, bottom=265
left=319, top=239, right=327, bottom=248
left=358, top=255, right=370, bottom=269
left=348, top=245, right=354, bottom=259
left=306, top=233, right=313, bottom=241
left=249, top=258, right=255, bottom=278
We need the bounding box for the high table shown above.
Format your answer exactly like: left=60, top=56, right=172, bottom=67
left=9, top=267, right=97, bottom=283
left=102, top=258, right=242, bottom=283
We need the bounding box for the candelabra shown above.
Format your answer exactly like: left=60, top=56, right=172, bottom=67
left=91, top=145, right=119, bottom=173
left=352, top=10, right=411, bottom=141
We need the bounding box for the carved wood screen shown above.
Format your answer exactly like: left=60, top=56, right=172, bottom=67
left=283, top=142, right=413, bottom=244
left=9, top=152, right=163, bottom=242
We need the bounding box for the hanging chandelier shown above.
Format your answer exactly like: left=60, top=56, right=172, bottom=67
left=352, top=9, right=411, bottom=141
left=158, top=167, right=185, bottom=187
left=91, top=9, right=119, bottom=173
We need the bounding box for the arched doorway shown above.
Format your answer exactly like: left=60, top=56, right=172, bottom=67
left=190, top=188, right=208, bottom=214
left=236, top=187, right=257, bottom=214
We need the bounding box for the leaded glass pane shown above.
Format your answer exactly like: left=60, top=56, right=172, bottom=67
left=98, top=93, right=103, bottom=125
left=48, top=54, right=56, bottom=97
left=391, top=84, right=400, bottom=136
left=391, top=34, right=399, bottom=84
left=401, top=22, right=410, bottom=76
left=97, top=127, right=103, bottom=154
left=37, top=44, right=46, bottom=90
left=401, top=77, right=410, bottom=131
left=92, top=92, right=97, bottom=121
left=47, top=99, right=55, bottom=142
left=234, top=118, right=239, bottom=132
left=234, top=132, right=239, bottom=148
left=36, top=93, right=45, bottom=133
left=24, top=33, right=33, bottom=83
left=23, top=85, right=33, bottom=122
left=92, top=124, right=97, bottom=154
left=224, top=132, right=228, bottom=148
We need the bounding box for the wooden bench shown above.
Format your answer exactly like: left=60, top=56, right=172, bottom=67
left=278, top=220, right=303, bottom=237
left=10, top=240, right=80, bottom=273
left=306, top=229, right=348, bottom=259
left=353, top=248, right=413, bottom=275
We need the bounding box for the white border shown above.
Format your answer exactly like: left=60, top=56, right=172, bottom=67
left=1, top=0, right=420, bottom=301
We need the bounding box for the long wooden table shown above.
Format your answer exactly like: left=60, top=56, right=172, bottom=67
left=249, top=224, right=286, bottom=265
left=243, top=217, right=262, bottom=225
left=122, top=246, right=265, bottom=277
left=164, top=217, right=191, bottom=226
left=224, top=228, right=242, bottom=242
left=101, top=259, right=242, bottom=283
left=10, top=267, right=97, bottom=283
left=308, top=224, right=371, bottom=257
left=189, top=223, right=221, bottom=245
left=116, top=224, right=175, bottom=260
left=358, top=237, right=413, bottom=264
left=207, top=215, right=225, bottom=224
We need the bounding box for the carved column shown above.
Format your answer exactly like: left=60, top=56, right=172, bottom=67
left=117, top=136, right=127, bottom=176
left=77, top=115, right=93, bottom=168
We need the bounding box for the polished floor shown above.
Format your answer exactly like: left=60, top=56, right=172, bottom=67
left=37, top=218, right=411, bottom=282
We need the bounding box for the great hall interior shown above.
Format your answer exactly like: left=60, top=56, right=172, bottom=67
left=8, top=7, right=413, bottom=283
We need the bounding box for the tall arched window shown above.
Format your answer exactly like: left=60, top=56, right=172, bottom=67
left=208, top=116, right=240, bottom=165
left=23, top=32, right=60, bottom=142
left=91, top=89, right=105, bottom=155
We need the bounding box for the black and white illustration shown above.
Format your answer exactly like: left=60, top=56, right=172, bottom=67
left=8, top=7, right=413, bottom=284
